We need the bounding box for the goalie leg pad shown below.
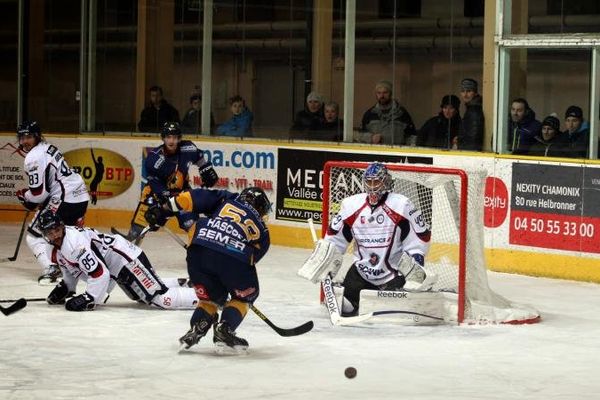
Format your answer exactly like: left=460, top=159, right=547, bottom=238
left=298, top=239, right=343, bottom=283
left=116, top=255, right=168, bottom=304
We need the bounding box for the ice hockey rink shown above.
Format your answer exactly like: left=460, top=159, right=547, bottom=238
left=1, top=222, right=600, bottom=400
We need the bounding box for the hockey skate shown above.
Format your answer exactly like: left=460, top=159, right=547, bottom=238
left=178, top=319, right=212, bottom=350
left=38, top=264, right=62, bottom=286
left=213, top=322, right=248, bottom=354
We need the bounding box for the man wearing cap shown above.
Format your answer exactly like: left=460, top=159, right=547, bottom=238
left=359, top=80, right=416, bottom=145
left=457, top=78, right=484, bottom=151
left=290, top=91, right=325, bottom=140
left=508, top=97, right=542, bottom=155
left=554, top=105, right=589, bottom=158
left=417, top=94, right=462, bottom=149
left=529, top=114, right=563, bottom=157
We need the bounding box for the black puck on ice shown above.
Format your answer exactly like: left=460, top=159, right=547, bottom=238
left=344, top=367, right=357, bottom=379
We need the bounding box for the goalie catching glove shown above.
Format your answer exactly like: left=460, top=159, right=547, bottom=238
left=298, top=239, right=343, bottom=283
left=395, top=252, right=438, bottom=291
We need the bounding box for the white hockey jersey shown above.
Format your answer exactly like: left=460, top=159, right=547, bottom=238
left=53, top=227, right=142, bottom=304
left=325, top=192, right=431, bottom=286
left=23, top=142, right=90, bottom=205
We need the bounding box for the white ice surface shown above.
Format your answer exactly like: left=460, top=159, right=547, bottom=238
left=1, top=223, right=600, bottom=400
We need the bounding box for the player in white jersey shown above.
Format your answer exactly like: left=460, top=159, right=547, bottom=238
left=37, top=209, right=198, bottom=311
left=15, top=121, right=90, bottom=285
left=298, top=162, right=435, bottom=316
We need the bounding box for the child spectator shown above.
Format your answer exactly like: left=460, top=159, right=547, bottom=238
left=216, top=95, right=254, bottom=137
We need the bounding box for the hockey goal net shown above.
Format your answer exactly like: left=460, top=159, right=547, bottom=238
left=321, top=161, right=540, bottom=324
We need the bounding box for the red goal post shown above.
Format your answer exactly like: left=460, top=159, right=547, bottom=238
left=320, top=160, right=541, bottom=325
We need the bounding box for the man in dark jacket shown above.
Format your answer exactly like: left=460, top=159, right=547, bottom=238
left=418, top=94, right=462, bottom=149
left=508, top=97, right=542, bottom=155
left=458, top=78, right=484, bottom=151
left=138, top=86, right=180, bottom=133
left=553, top=105, right=590, bottom=158
left=359, top=80, right=416, bottom=145
left=529, top=115, right=563, bottom=157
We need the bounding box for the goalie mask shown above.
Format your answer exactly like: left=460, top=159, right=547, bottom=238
left=363, top=162, right=392, bottom=205
left=238, top=187, right=272, bottom=217
left=38, top=209, right=65, bottom=247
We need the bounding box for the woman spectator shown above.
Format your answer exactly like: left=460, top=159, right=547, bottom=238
left=417, top=95, right=462, bottom=149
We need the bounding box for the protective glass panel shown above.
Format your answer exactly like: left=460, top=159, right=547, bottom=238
left=94, top=1, right=137, bottom=133
left=0, top=0, right=18, bottom=131
left=502, top=48, right=592, bottom=158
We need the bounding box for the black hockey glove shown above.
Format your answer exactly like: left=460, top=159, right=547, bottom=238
left=65, top=292, right=95, bottom=312
left=199, top=162, right=218, bottom=188
left=47, top=281, right=75, bottom=305
left=16, top=188, right=38, bottom=211
left=144, top=203, right=169, bottom=230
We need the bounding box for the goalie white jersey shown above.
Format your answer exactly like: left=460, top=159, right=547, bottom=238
left=325, top=192, right=431, bottom=286
left=23, top=142, right=90, bottom=205
left=53, top=227, right=142, bottom=303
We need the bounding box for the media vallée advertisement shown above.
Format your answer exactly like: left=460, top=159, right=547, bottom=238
left=275, top=148, right=432, bottom=224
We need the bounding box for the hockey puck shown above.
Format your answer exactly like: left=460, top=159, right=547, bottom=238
left=344, top=367, right=357, bottom=379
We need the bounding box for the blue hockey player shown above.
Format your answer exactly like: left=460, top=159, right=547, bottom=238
left=144, top=186, right=272, bottom=354
left=120, top=122, right=218, bottom=244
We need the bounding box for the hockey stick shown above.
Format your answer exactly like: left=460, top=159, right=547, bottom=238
left=163, top=226, right=189, bottom=249
left=250, top=304, right=314, bottom=337
left=0, top=297, right=45, bottom=303
left=0, top=298, right=28, bottom=316
left=0, top=211, right=30, bottom=263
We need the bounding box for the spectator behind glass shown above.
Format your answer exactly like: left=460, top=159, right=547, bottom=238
left=458, top=78, right=484, bottom=151
left=290, top=91, right=325, bottom=139
left=138, top=86, right=180, bottom=133
left=216, top=95, right=254, bottom=137
left=181, top=94, right=216, bottom=134
left=508, top=97, right=542, bottom=155
left=417, top=94, right=461, bottom=149
left=359, top=80, right=416, bottom=145
left=529, top=114, right=563, bottom=157
left=309, top=101, right=343, bottom=142
left=554, top=105, right=590, bottom=158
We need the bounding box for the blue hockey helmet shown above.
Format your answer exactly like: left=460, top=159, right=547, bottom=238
left=161, top=122, right=182, bottom=139
left=239, top=187, right=272, bottom=217
left=363, top=162, right=392, bottom=205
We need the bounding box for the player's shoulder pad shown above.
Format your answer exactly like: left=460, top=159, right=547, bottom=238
left=62, top=226, right=89, bottom=258
left=179, top=140, right=199, bottom=153
left=339, top=193, right=368, bottom=214
left=146, top=148, right=165, bottom=169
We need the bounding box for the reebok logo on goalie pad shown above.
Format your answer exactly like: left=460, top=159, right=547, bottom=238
left=377, top=291, right=407, bottom=298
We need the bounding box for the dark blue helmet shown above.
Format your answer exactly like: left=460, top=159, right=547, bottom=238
left=363, top=162, right=392, bottom=205
left=239, top=187, right=272, bottom=217
left=161, top=122, right=182, bottom=139
left=17, top=120, right=42, bottom=140
left=38, top=209, right=64, bottom=233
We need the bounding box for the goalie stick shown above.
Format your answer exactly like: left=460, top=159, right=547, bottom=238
left=0, top=211, right=30, bottom=263
left=0, top=298, right=28, bottom=316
